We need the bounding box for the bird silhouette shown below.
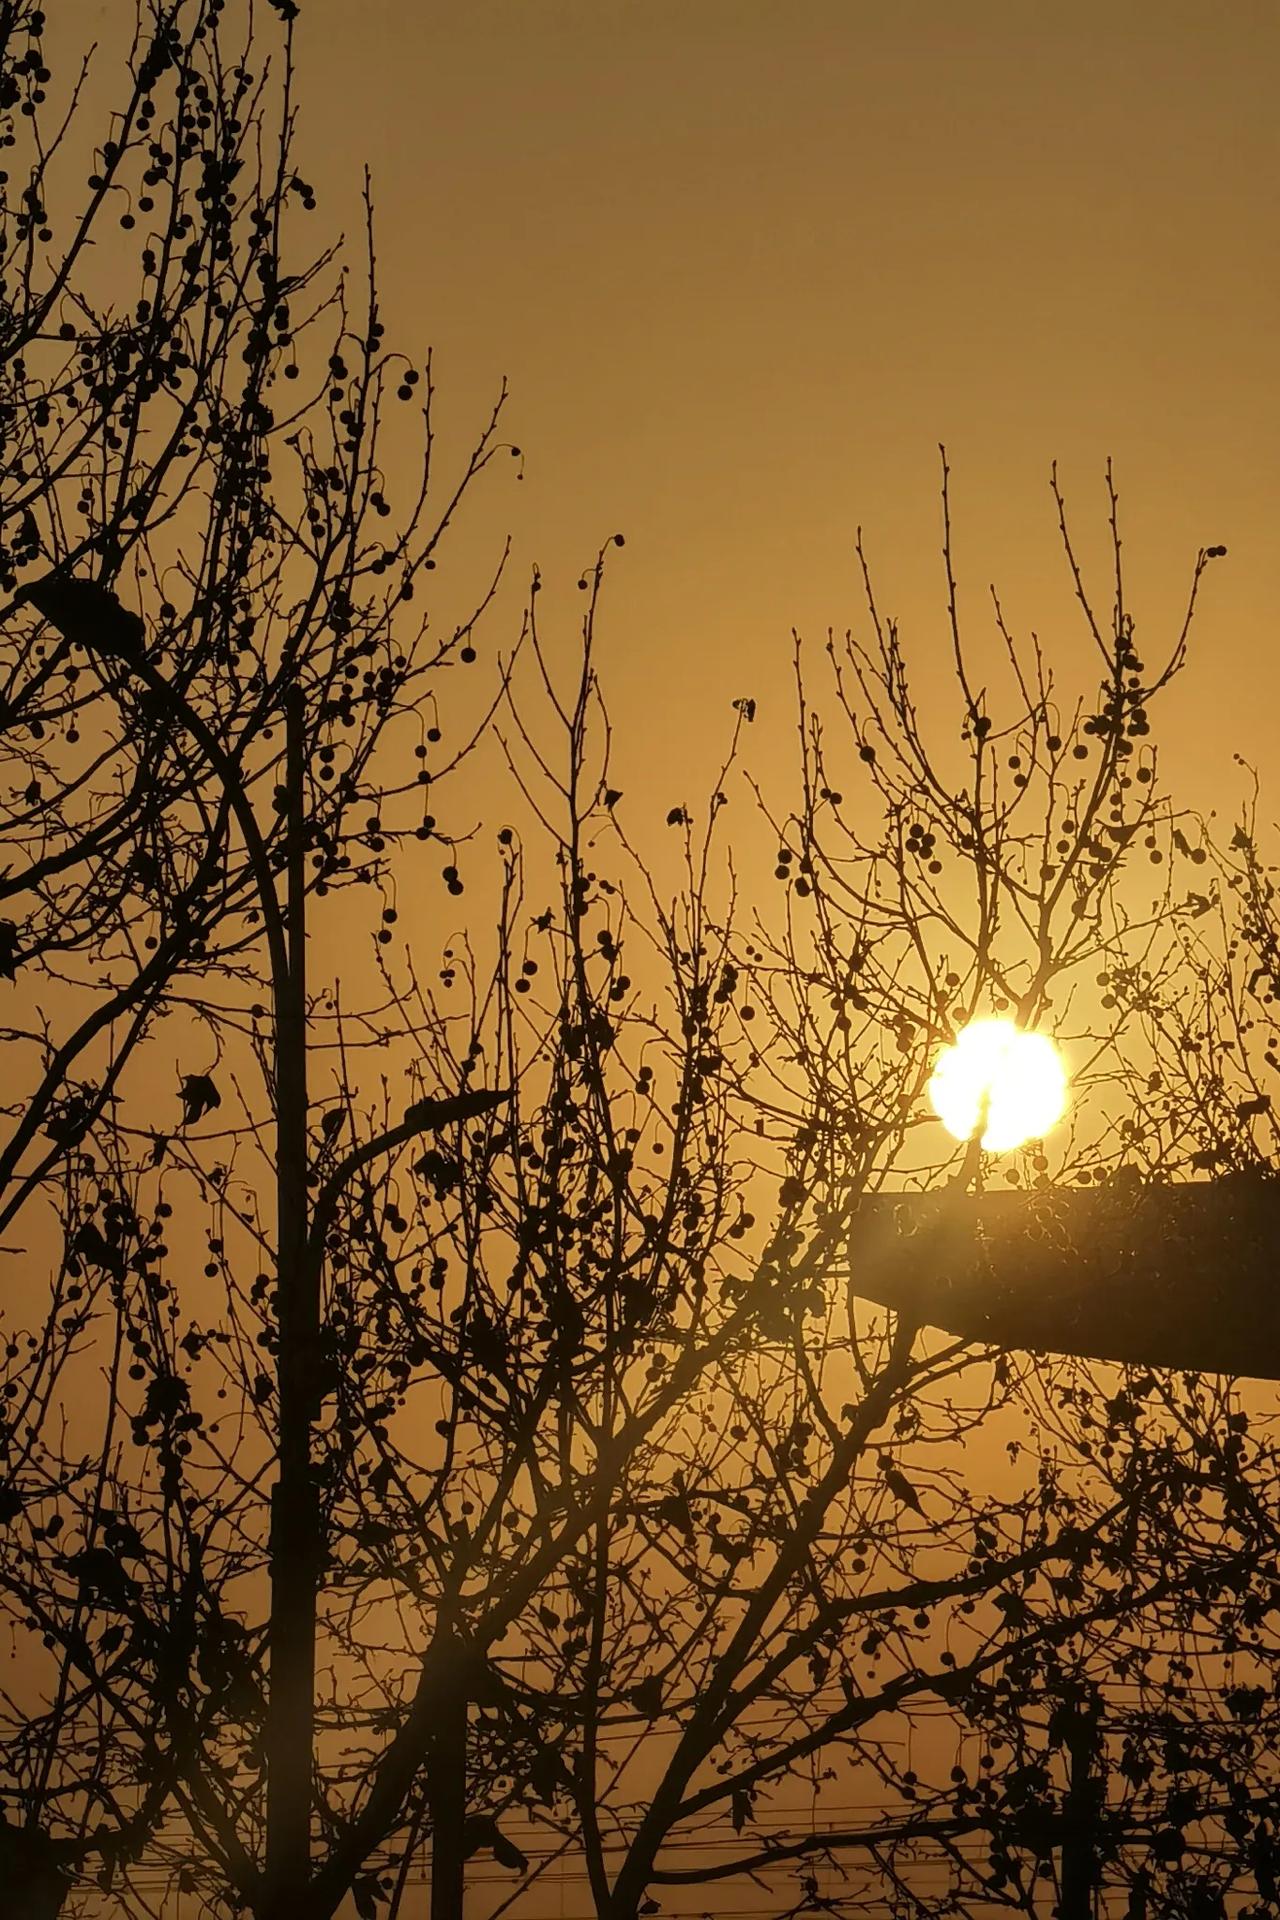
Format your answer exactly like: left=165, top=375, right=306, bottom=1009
left=881, top=1459, right=926, bottom=1514
left=24, top=573, right=145, bottom=660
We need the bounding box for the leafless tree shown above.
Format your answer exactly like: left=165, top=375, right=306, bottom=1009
left=483, top=464, right=1280, bottom=1920
left=5, top=8, right=1277, bottom=1920
left=0, top=17, right=840, bottom=1919
left=0, top=2, right=521, bottom=1911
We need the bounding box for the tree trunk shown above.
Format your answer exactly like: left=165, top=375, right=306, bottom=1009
left=1059, top=1699, right=1101, bottom=1920
left=428, top=1672, right=468, bottom=1920
left=0, top=1827, right=70, bottom=1920
left=264, top=687, right=316, bottom=1913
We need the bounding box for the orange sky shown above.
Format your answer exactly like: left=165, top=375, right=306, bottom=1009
left=276, top=0, right=1280, bottom=834
left=282, top=18, right=1279, bottom=1911
left=40, top=8, right=1280, bottom=1913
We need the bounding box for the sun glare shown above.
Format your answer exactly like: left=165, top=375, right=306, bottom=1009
left=928, top=1018, right=1067, bottom=1153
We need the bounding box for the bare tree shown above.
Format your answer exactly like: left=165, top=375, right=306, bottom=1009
left=479, top=463, right=1280, bottom=1920
left=5, top=9, right=1276, bottom=1920
left=0, top=2, right=521, bottom=1911
left=0, top=19, right=832, bottom=1919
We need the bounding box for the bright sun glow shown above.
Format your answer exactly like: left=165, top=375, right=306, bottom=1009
left=928, top=1018, right=1068, bottom=1153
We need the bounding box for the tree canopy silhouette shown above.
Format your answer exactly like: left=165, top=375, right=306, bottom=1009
left=4, top=9, right=1280, bottom=1920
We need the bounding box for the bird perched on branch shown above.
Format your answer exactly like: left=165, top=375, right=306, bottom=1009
left=880, top=1455, right=926, bottom=1515
left=24, top=572, right=145, bottom=661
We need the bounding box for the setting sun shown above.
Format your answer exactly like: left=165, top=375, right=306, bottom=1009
left=928, top=1018, right=1068, bottom=1152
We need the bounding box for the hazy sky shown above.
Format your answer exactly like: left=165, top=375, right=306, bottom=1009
left=282, top=0, right=1279, bottom=829
left=33, top=11, right=1278, bottom=1914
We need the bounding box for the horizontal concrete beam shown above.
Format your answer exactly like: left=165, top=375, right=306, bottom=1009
left=848, top=1177, right=1280, bottom=1378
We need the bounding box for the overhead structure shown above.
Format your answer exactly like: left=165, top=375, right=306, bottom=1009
left=849, top=1176, right=1280, bottom=1379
